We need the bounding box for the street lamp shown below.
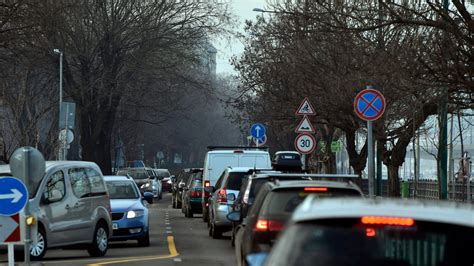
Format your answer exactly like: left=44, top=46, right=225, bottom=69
left=53, top=49, right=64, bottom=160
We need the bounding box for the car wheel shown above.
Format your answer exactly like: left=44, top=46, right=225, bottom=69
left=177, top=200, right=182, bottom=209
left=211, top=221, right=222, bottom=239
left=202, top=209, right=208, bottom=223
left=172, top=197, right=176, bottom=208
left=30, top=227, right=47, bottom=260
left=87, top=223, right=109, bottom=257
left=186, top=207, right=194, bottom=218
left=231, top=229, right=235, bottom=247
left=137, top=231, right=150, bottom=247
left=158, top=191, right=162, bottom=200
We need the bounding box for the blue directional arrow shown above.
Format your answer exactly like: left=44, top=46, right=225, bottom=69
left=0, top=177, right=28, bottom=216
left=250, top=123, right=266, bottom=139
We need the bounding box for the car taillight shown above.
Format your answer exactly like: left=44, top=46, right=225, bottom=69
left=254, top=219, right=284, bottom=232
left=217, top=189, right=227, bottom=203
left=204, top=181, right=210, bottom=187
left=361, top=216, right=415, bottom=226
left=191, top=190, right=201, bottom=197
left=304, top=187, right=328, bottom=192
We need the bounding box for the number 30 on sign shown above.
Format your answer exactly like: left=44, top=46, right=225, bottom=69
left=294, top=133, right=316, bottom=154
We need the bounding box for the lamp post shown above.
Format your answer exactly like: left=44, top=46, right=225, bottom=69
left=53, top=49, right=64, bottom=160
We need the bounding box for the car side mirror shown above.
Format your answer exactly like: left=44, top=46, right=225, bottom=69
left=204, top=186, right=214, bottom=193
left=246, top=252, right=269, bottom=266
left=227, top=193, right=236, bottom=202
left=44, top=189, right=63, bottom=203
left=226, top=211, right=241, bottom=222
left=143, top=192, right=154, bottom=204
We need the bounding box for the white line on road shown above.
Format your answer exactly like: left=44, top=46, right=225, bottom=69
left=173, top=258, right=182, bottom=262
left=166, top=231, right=173, bottom=234
left=166, top=227, right=172, bottom=230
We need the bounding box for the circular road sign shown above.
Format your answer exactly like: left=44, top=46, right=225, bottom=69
left=59, top=129, right=74, bottom=144
left=294, top=133, right=316, bottom=154
left=354, top=89, right=386, bottom=121
left=250, top=123, right=266, bottom=139
left=0, top=177, right=28, bottom=216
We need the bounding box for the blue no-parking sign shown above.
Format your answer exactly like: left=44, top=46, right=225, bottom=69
left=354, top=89, right=386, bottom=121
left=0, top=177, right=28, bottom=216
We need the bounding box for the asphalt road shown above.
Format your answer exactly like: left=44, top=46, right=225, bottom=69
left=0, top=193, right=236, bottom=266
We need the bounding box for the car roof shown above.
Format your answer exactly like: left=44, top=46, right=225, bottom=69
left=270, top=180, right=363, bottom=193
left=104, top=175, right=133, bottom=181
left=0, top=161, right=101, bottom=175
left=226, top=167, right=264, bottom=173
left=293, top=197, right=474, bottom=227
left=207, top=150, right=269, bottom=155
left=274, top=151, right=300, bottom=155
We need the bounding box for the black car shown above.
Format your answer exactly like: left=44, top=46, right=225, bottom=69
left=182, top=169, right=204, bottom=218
left=230, top=176, right=363, bottom=266
left=172, top=168, right=202, bottom=209
left=229, top=171, right=308, bottom=246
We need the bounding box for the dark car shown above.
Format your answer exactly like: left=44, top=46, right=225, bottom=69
left=116, top=167, right=155, bottom=201
left=154, top=169, right=173, bottom=192
left=182, top=169, right=204, bottom=218
left=172, top=168, right=202, bottom=209
left=229, top=171, right=308, bottom=246
left=230, top=177, right=363, bottom=266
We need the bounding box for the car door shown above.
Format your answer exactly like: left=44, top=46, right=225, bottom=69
left=39, top=170, right=75, bottom=246
left=67, top=167, right=93, bottom=242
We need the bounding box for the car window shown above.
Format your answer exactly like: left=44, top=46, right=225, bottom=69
left=261, top=188, right=361, bottom=216
left=69, top=168, right=91, bottom=198
left=266, top=221, right=473, bottom=266
left=225, top=172, right=247, bottom=190
left=127, top=170, right=148, bottom=179
left=43, top=170, right=65, bottom=202
left=215, top=171, right=225, bottom=189
left=86, top=168, right=106, bottom=195
left=155, top=170, right=170, bottom=178
left=191, top=178, right=202, bottom=188
left=106, top=180, right=140, bottom=199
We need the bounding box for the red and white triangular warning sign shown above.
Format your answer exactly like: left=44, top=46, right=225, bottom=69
left=295, top=116, right=315, bottom=133
left=0, top=214, right=20, bottom=243
left=296, top=97, right=316, bottom=116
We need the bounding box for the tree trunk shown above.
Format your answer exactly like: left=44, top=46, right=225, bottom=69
left=387, top=164, right=401, bottom=197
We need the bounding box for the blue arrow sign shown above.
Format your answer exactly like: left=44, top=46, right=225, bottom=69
left=0, top=177, right=28, bottom=216
left=250, top=123, right=266, bottom=139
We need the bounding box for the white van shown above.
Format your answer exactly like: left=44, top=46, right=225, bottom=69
left=201, top=147, right=271, bottom=222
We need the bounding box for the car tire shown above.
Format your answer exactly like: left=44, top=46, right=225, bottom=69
left=87, top=222, right=109, bottom=257
left=172, top=197, right=177, bottom=208
left=231, top=230, right=235, bottom=247
left=137, top=231, right=150, bottom=247
left=210, top=221, right=222, bottom=239
left=158, top=192, right=162, bottom=200
left=186, top=207, right=194, bottom=218
left=177, top=200, right=182, bottom=209
left=30, top=227, right=47, bottom=261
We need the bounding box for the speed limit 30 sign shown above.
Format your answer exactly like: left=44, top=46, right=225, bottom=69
left=294, top=133, right=316, bottom=154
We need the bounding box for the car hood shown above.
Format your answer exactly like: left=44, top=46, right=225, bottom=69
left=110, top=199, right=143, bottom=212
left=134, top=179, right=149, bottom=186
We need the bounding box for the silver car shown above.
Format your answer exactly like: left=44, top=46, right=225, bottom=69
left=207, top=167, right=253, bottom=239
left=0, top=161, right=112, bottom=260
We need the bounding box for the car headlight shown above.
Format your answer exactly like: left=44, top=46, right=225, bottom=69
left=127, top=210, right=145, bottom=219
left=152, top=185, right=157, bottom=190
left=167, top=180, right=172, bottom=184
left=141, top=183, right=150, bottom=188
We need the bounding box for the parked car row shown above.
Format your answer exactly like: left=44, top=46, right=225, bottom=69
left=173, top=147, right=474, bottom=266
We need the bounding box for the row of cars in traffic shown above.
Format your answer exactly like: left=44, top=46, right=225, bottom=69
left=171, top=147, right=473, bottom=266
left=0, top=161, right=173, bottom=260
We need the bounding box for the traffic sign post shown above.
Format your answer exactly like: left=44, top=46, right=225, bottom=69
left=354, top=86, right=386, bottom=198
left=0, top=177, right=28, bottom=216
left=250, top=123, right=266, bottom=147
left=295, top=116, right=315, bottom=134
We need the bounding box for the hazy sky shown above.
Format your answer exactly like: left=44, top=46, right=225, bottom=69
left=215, top=0, right=268, bottom=74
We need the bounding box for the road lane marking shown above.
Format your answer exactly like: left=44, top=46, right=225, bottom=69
left=166, top=227, right=172, bottom=230
left=173, top=258, right=182, bottom=262
left=86, top=236, right=179, bottom=265
left=166, top=230, right=173, bottom=234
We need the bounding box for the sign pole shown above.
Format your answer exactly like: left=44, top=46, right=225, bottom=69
left=368, top=121, right=374, bottom=197
left=23, top=149, right=31, bottom=265
left=8, top=243, right=14, bottom=266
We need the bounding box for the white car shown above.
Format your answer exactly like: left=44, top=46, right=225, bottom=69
left=248, top=197, right=474, bottom=266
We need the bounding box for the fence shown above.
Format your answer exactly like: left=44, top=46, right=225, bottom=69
left=360, top=179, right=473, bottom=202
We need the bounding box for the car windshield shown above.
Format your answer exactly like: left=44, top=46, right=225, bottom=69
left=127, top=171, right=148, bottom=179
left=262, top=188, right=361, bottom=216
left=266, top=220, right=473, bottom=266
left=106, top=181, right=140, bottom=199
left=155, top=170, right=170, bottom=178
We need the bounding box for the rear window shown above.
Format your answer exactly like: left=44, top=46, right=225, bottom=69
left=267, top=220, right=473, bottom=266
left=261, top=188, right=361, bottom=216
left=155, top=170, right=170, bottom=178
left=226, top=172, right=247, bottom=190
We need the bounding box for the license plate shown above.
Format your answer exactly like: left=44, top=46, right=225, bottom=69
left=113, top=223, right=118, bottom=230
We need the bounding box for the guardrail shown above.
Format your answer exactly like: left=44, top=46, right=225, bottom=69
left=359, top=179, right=473, bottom=202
